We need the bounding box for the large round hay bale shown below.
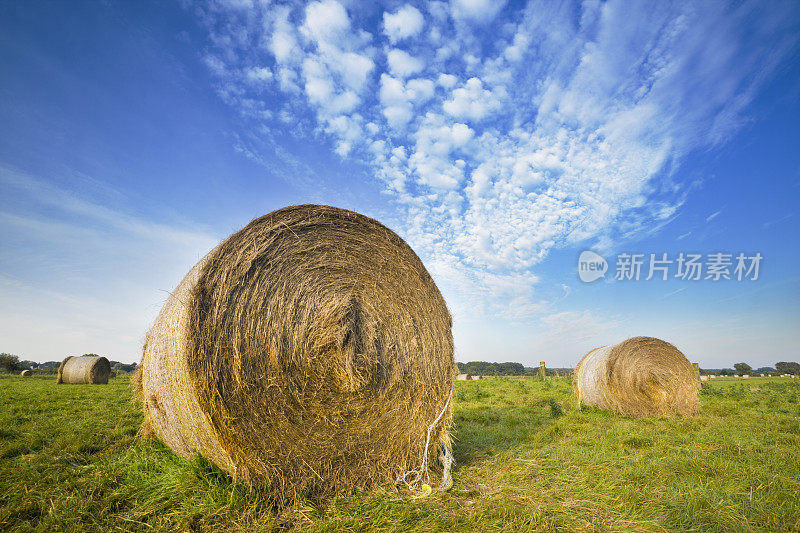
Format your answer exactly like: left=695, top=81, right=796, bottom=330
left=57, top=356, right=112, bottom=384
left=20, top=369, right=32, bottom=377
left=573, top=337, right=698, bottom=417
left=138, top=205, right=454, bottom=497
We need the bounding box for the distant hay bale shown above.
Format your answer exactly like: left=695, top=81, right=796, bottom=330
left=573, top=337, right=699, bottom=417
left=57, top=356, right=111, bottom=384
left=20, top=369, right=32, bottom=377
left=109, top=370, right=117, bottom=379
left=456, top=374, right=468, bottom=381
left=137, top=205, right=454, bottom=497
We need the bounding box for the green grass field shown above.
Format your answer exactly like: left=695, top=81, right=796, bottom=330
left=1, top=375, right=798, bottom=532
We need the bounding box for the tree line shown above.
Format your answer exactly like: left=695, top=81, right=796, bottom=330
left=3, top=351, right=798, bottom=377
left=0, top=353, right=138, bottom=374
left=455, top=361, right=572, bottom=376
left=702, top=362, right=800, bottom=376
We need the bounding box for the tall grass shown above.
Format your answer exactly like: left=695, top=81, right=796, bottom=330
left=1, top=375, right=798, bottom=531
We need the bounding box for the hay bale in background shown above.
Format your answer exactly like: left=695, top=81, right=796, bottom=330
left=138, top=205, right=454, bottom=497
left=109, top=370, right=117, bottom=379
left=573, top=337, right=699, bottom=417
left=57, top=356, right=111, bottom=384
left=20, top=369, right=32, bottom=377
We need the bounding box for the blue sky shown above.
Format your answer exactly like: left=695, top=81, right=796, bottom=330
left=1, top=0, right=798, bottom=367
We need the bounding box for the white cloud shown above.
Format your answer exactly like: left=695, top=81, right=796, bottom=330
left=301, top=0, right=351, bottom=45
left=379, top=73, right=414, bottom=129
left=270, top=7, right=301, bottom=64
left=302, top=57, right=335, bottom=105
left=245, top=66, right=273, bottom=83
left=339, top=52, right=375, bottom=91
left=203, top=54, right=226, bottom=76
left=437, top=73, right=458, bottom=88
left=383, top=5, right=424, bottom=43
left=442, top=77, right=502, bottom=121
left=406, top=78, right=436, bottom=103
left=276, top=67, right=300, bottom=93
left=386, top=48, right=425, bottom=78
left=378, top=74, right=436, bottom=130
left=408, top=114, right=474, bottom=189
left=450, top=0, right=507, bottom=23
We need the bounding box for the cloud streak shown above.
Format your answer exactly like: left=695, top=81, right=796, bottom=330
left=0, top=167, right=219, bottom=362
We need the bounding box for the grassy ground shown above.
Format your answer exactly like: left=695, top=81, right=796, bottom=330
left=1, top=374, right=798, bottom=532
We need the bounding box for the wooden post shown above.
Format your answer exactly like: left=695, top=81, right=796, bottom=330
left=693, top=362, right=702, bottom=389
left=539, top=361, right=546, bottom=381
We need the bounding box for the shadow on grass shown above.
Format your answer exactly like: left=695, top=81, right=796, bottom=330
left=452, top=396, right=566, bottom=467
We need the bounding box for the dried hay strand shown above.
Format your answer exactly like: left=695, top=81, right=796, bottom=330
left=20, top=369, right=32, bottom=377
left=138, top=205, right=455, bottom=498
left=56, top=355, right=112, bottom=385
left=573, top=336, right=699, bottom=417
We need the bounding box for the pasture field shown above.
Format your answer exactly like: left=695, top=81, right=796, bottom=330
left=1, top=374, right=799, bottom=532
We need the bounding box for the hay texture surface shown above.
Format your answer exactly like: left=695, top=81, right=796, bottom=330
left=57, top=356, right=111, bottom=384
left=573, top=337, right=698, bottom=417
left=139, top=205, right=454, bottom=497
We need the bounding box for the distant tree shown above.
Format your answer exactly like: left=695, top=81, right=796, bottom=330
left=719, top=368, right=731, bottom=376
left=458, top=361, right=527, bottom=376
left=775, top=362, right=800, bottom=375
left=19, top=360, right=37, bottom=370
left=37, top=361, right=61, bottom=374
left=111, top=361, right=138, bottom=373
left=755, top=367, right=776, bottom=375
left=733, top=363, right=752, bottom=375
left=497, top=362, right=525, bottom=375
left=0, top=353, right=21, bottom=372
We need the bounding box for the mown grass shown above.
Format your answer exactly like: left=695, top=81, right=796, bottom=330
left=1, top=374, right=798, bottom=531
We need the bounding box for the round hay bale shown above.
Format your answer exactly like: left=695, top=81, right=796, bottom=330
left=57, top=356, right=111, bottom=384
left=138, top=205, right=454, bottom=497
left=109, top=370, right=117, bottom=379
left=20, top=369, right=32, bottom=377
left=573, top=336, right=699, bottom=417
